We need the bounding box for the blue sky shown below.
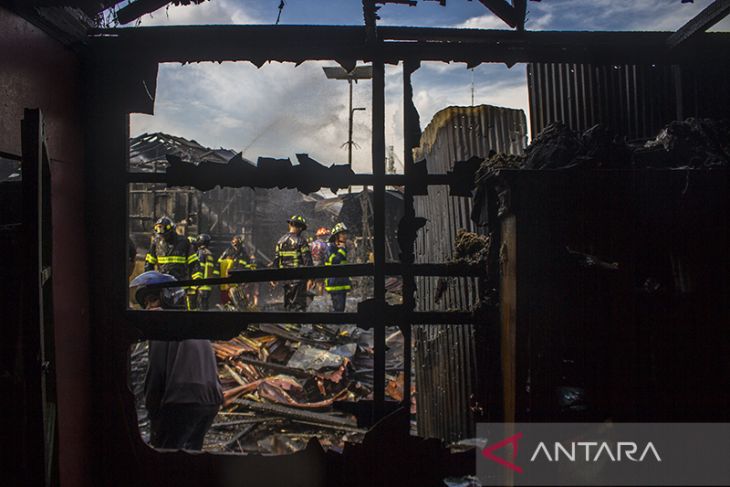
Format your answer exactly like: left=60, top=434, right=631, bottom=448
left=128, top=0, right=730, bottom=173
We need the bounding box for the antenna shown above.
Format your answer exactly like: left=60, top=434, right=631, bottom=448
left=470, top=68, right=475, bottom=107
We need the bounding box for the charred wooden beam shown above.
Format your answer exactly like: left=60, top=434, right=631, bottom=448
left=89, top=25, right=730, bottom=65
left=145, top=262, right=485, bottom=289
left=477, top=0, right=517, bottom=28
left=126, top=151, right=473, bottom=193
left=668, top=0, right=730, bottom=49
left=234, top=399, right=358, bottom=428
left=125, top=309, right=479, bottom=340
left=115, top=0, right=170, bottom=25
left=232, top=356, right=314, bottom=379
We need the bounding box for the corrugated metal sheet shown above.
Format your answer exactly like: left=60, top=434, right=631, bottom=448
left=412, top=105, right=526, bottom=443
left=527, top=62, right=730, bottom=140
left=527, top=63, right=678, bottom=140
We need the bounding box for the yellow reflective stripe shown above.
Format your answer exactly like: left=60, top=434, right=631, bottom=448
left=187, top=254, right=199, bottom=264
left=191, top=272, right=203, bottom=279
left=157, top=255, right=186, bottom=264
left=279, top=251, right=299, bottom=257
left=338, top=248, right=347, bottom=257
left=325, top=285, right=351, bottom=292
left=145, top=254, right=157, bottom=264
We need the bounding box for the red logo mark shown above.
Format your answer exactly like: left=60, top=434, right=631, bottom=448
left=481, top=432, right=524, bottom=474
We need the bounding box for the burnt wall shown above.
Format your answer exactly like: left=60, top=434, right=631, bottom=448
left=0, top=6, right=91, bottom=487
left=527, top=62, right=730, bottom=140
left=412, top=105, right=526, bottom=442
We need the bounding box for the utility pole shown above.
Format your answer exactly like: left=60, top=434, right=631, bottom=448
left=347, top=79, right=367, bottom=169
left=323, top=65, right=372, bottom=174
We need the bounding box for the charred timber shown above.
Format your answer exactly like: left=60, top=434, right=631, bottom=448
left=147, top=262, right=486, bottom=289
left=126, top=154, right=476, bottom=196
left=89, top=25, right=730, bottom=64
left=125, top=309, right=479, bottom=340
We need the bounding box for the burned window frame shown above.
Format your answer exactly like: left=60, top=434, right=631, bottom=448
left=83, top=20, right=726, bottom=470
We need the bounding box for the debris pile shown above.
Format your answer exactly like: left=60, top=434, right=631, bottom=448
left=523, top=122, right=631, bottom=170
left=474, top=152, right=525, bottom=181
left=477, top=119, right=729, bottom=175
left=131, top=314, right=408, bottom=455
left=638, top=118, right=730, bottom=168
left=454, top=229, right=490, bottom=264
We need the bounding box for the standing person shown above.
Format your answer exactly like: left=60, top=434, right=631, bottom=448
left=129, top=271, right=222, bottom=451
left=144, top=216, right=202, bottom=310
left=311, top=226, right=330, bottom=295
left=325, top=223, right=351, bottom=312
left=274, top=215, right=312, bottom=311
left=196, top=234, right=218, bottom=310
left=218, top=235, right=257, bottom=308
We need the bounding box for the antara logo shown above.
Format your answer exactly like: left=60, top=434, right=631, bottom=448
left=529, top=441, right=662, bottom=463
left=481, top=433, right=662, bottom=473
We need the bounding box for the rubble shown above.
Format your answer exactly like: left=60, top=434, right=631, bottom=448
left=130, top=299, right=408, bottom=454
left=638, top=118, right=730, bottom=168
left=454, top=229, right=490, bottom=264
left=474, top=152, right=525, bottom=181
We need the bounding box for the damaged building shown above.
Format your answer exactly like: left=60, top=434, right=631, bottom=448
left=2, top=1, right=730, bottom=487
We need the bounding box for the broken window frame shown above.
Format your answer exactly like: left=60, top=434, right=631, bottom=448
left=85, top=22, right=726, bottom=446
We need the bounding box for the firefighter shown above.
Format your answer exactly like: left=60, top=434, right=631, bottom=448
left=311, top=226, right=330, bottom=294
left=218, top=235, right=256, bottom=308
left=196, top=234, right=218, bottom=310
left=144, top=216, right=202, bottom=309
left=325, top=222, right=351, bottom=312
left=274, top=215, right=312, bottom=311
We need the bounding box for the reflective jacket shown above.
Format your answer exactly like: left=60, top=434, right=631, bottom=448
left=144, top=233, right=202, bottom=282
left=275, top=232, right=312, bottom=269
left=197, top=247, right=219, bottom=291
left=218, top=245, right=256, bottom=291
left=325, top=243, right=351, bottom=293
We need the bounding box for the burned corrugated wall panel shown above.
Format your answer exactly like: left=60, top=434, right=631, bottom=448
left=527, top=62, right=730, bottom=139
left=527, top=63, right=678, bottom=140
left=412, top=105, right=526, bottom=443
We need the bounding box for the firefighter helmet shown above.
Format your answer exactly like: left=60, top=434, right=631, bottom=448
left=231, top=234, right=244, bottom=247
left=329, top=222, right=348, bottom=242
left=153, top=216, right=175, bottom=236
left=287, top=214, right=307, bottom=230
left=129, top=271, right=184, bottom=308
left=316, top=226, right=330, bottom=238
left=197, top=233, right=212, bottom=247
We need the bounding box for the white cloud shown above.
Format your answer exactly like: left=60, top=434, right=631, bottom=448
left=131, top=60, right=376, bottom=173
left=136, top=0, right=259, bottom=26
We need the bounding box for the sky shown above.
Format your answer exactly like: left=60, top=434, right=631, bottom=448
left=127, top=0, right=730, bottom=174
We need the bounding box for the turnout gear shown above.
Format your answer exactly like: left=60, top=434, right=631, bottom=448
left=153, top=216, right=175, bottom=236
left=275, top=232, right=312, bottom=269
left=325, top=243, right=351, bottom=293
left=275, top=231, right=312, bottom=311
left=144, top=232, right=203, bottom=283
left=287, top=214, right=307, bottom=230
left=218, top=236, right=256, bottom=307
left=197, top=239, right=218, bottom=310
